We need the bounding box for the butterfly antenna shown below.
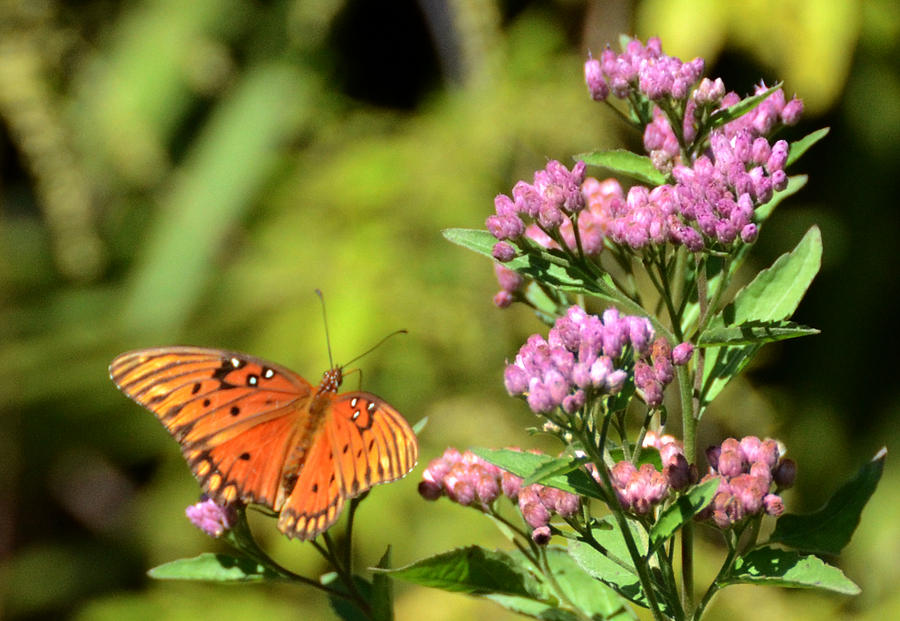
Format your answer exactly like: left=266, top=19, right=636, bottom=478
left=342, top=329, right=408, bottom=369
left=315, top=289, right=336, bottom=369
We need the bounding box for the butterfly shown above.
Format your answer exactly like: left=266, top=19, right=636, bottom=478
left=109, top=346, right=418, bottom=540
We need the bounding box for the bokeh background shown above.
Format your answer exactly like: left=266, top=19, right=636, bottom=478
left=1, top=0, right=897, bottom=619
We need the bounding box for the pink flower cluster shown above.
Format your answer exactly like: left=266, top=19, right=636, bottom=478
left=185, top=496, right=236, bottom=538
left=504, top=305, right=683, bottom=413
left=593, top=432, right=693, bottom=515
left=487, top=160, right=587, bottom=262
left=696, top=436, right=796, bottom=529
left=584, top=37, right=704, bottom=102
left=419, top=447, right=580, bottom=544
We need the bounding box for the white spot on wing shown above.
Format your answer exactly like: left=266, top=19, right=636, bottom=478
left=350, top=397, right=358, bottom=408
left=230, top=357, right=240, bottom=367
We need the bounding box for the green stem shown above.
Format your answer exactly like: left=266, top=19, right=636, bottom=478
left=692, top=530, right=743, bottom=621
left=225, top=511, right=348, bottom=599
left=581, top=429, right=667, bottom=621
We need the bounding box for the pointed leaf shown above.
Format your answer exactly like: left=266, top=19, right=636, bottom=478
left=724, top=547, right=860, bottom=595
left=325, top=573, right=372, bottom=621
left=649, top=478, right=719, bottom=553
left=568, top=519, right=660, bottom=612
left=442, top=228, right=619, bottom=301
left=770, top=448, right=886, bottom=555
left=716, top=225, right=822, bottom=325
left=543, top=547, right=637, bottom=620
left=147, top=553, right=279, bottom=582
left=522, top=454, right=585, bottom=487
left=787, top=127, right=830, bottom=168
left=386, top=547, right=547, bottom=599
left=708, top=83, right=782, bottom=130
left=412, top=416, right=428, bottom=435
left=483, top=594, right=578, bottom=621
left=371, top=547, right=394, bottom=621
left=473, top=448, right=605, bottom=500
left=701, top=226, right=822, bottom=407
left=697, top=320, right=819, bottom=346
left=574, top=149, right=668, bottom=186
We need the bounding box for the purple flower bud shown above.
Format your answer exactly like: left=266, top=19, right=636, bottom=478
left=767, top=140, right=789, bottom=172
left=474, top=466, right=501, bottom=504
left=519, top=486, right=551, bottom=528
left=494, top=193, right=517, bottom=217
left=781, top=98, right=803, bottom=125
left=739, top=436, right=762, bottom=463
left=740, top=223, right=758, bottom=243
left=717, top=449, right=744, bottom=478
left=606, top=369, right=628, bottom=393
left=450, top=479, right=476, bottom=505
left=562, top=390, right=586, bottom=413
left=705, top=445, right=721, bottom=470
left=504, top=365, right=528, bottom=395
left=770, top=169, right=788, bottom=191
left=493, top=291, right=514, bottom=308
left=664, top=453, right=691, bottom=490
left=186, top=498, right=236, bottom=538
left=526, top=381, right=556, bottom=414
left=749, top=461, right=773, bottom=487
left=610, top=461, right=637, bottom=489
left=531, top=525, right=552, bottom=545
left=418, top=480, right=442, bottom=500
left=773, top=458, right=797, bottom=489
left=492, top=241, right=516, bottom=262
left=672, top=342, right=694, bottom=365
left=585, top=57, right=609, bottom=101
left=501, top=470, right=522, bottom=500
left=763, top=493, right=785, bottom=516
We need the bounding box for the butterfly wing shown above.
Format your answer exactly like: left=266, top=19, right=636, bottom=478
left=109, top=347, right=313, bottom=508
left=277, top=392, right=418, bottom=540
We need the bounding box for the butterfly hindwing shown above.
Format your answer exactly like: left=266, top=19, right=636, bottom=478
left=276, top=392, right=418, bottom=540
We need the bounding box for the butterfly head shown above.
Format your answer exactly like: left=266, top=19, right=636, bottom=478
left=318, top=367, right=343, bottom=394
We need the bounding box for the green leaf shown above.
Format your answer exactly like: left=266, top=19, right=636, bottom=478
left=787, top=127, right=830, bottom=168
left=543, top=547, right=637, bottom=620
left=649, top=478, right=719, bottom=554
left=325, top=573, right=372, bottom=621
left=573, top=149, right=668, bottom=186
left=725, top=547, right=860, bottom=595
left=568, top=519, right=652, bottom=611
left=522, top=454, right=585, bottom=487
left=482, top=595, right=578, bottom=621
left=708, top=83, right=782, bottom=130
left=748, top=174, right=807, bottom=225
left=412, top=416, right=428, bottom=435
left=386, top=547, right=547, bottom=599
left=442, top=228, right=618, bottom=301
left=697, top=320, right=819, bottom=346
left=716, top=225, right=822, bottom=324
left=472, top=448, right=605, bottom=500
left=147, top=553, right=278, bottom=582
left=769, top=447, right=886, bottom=555
left=700, top=225, right=822, bottom=408
left=371, top=547, right=394, bottom=621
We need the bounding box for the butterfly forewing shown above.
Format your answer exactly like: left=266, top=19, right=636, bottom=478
left=109, top=347, right=314, bottom=507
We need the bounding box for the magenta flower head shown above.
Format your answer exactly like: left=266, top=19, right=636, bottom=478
left=697, top=436, right=795, bottom=529
left=584, top=55, right=609, bottom=101
left=186, top=497, right=237, bottom=538
left=505, top=306, right=668, bottom=415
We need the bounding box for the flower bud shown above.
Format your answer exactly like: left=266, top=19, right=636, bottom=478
left=672, top=342, right=694, bottom=365
left=531, top=525, right=553, bottom=545
left=773, top=458, right=797, bottom=489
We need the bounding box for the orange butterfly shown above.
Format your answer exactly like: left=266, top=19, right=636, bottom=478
left=109, top=347, right=418, bottom=540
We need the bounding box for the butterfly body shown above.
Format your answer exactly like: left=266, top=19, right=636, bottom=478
left=109, top=347, right=417, bottom=540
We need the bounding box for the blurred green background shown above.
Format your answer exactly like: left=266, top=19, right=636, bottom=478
left=0, top=0, right=897, bottom=619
